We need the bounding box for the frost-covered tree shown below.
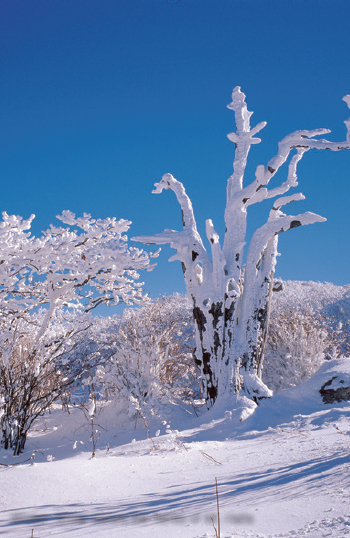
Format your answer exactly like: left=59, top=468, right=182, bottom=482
left=135, top=88, right=350, bottom=406
left=0, top=211, right=155, bottom=454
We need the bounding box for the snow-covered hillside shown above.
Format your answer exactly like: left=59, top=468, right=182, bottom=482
left=1, top=358, right=350, bottom=538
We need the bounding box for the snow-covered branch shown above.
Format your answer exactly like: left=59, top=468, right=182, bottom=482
left=206, top=219, right=225, bottom=297
left=223, top=88, right=266, bottom=276
left=133, top=174, right=213, bottom=294
left=246, top=210, right=326, bottom=282
left=239, top=98, right=350, bottom=211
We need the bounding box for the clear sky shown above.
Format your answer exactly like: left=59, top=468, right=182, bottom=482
left=0, top=0, right=350, bottom=303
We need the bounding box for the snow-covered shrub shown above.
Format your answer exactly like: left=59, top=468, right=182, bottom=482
left=0, top=311, right=99, bottom=455
left=263, top=281, right=350, bottom=392
left=263, top=305, right=328, bottom=391
left=91, top=295, right=199, bottom=416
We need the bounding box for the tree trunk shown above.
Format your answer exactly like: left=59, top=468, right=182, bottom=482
left=192, top=299, right=225, bottom=405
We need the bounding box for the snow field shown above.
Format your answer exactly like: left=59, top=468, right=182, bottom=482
left=1, top=359, right=350, bottom=538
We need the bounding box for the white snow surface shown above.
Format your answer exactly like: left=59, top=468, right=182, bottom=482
left=1, top=358, right=350, bottom=538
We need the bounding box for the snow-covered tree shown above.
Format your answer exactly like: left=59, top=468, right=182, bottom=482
left=134, top=88, right=350, bottom=407
left=0, top=211, right=156, bottom=454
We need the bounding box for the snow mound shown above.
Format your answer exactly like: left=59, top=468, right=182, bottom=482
left=283, top=357, right=350, bottom=408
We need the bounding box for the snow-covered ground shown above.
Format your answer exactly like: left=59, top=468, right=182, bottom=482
left=1, top=359, right=350, bottom=538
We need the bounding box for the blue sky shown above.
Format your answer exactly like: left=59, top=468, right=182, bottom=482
left=0, top=0, right=350, bottom=303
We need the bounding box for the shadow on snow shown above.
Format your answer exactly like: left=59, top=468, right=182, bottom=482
left=1, top=451, right=349, bottom=534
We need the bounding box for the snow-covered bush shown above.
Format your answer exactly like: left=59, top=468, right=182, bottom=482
left=0, top=211, right=155, bottom=454
left=0, top=311, right=98, bottom=455
left=90, top=295, right=199, bottom=417
left=263, top=281, right=350, bottom=392
left=263, top=305, right=329, bottom=391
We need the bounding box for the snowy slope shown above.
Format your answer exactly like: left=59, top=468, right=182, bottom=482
left=1, top=359, right=350, bottom=538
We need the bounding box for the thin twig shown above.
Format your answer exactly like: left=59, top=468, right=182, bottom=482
left=139, top=409, right=158, bottom=450
left=334, top=424, right=348, bottom=435
left=210, top=477, right=221, bottom=538
left=201, top=451, right=222, bottom=465
left=216, top=477, right=220, bottom=538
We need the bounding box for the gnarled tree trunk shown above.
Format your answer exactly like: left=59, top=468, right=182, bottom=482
left=134, top=88, right=350, bottom=407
